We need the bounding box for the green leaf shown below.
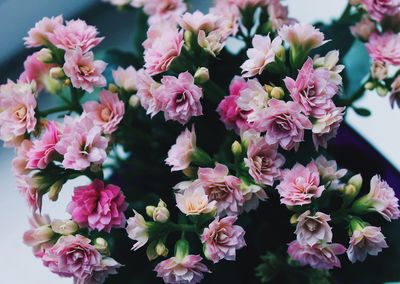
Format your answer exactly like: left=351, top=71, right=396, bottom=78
left=352, top=107, right=371, bottom=116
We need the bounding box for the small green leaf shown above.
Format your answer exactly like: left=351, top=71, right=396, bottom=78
left=352, top=107, right=372, bottom=116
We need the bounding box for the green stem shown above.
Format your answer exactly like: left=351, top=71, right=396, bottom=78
left=337, top=4, right=352, bottom=23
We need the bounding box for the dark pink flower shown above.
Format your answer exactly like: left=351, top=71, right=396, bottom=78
left=362, top=0, right=400, bottom=21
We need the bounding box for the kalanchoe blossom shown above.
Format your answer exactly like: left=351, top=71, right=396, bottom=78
left=241, top=34, right=283, bottom=78
left=347, top=225, right=388, bottom=263
left=154, top=255, right=209, bottom=284
left=279, top=23, right=327, bottom=52
left=63, top=49, right=107, bottom=93
left=83, top=90, right=125, bottom=135
left=277, top=162, right=325, bottom=206
left=165, top=126, right=196, bottom=171
left=315, top=155, right=347, bottom=190
left=19, top=52, right=56, bottom=91
left=179, top=11, right=221, bottom=34
left=23, top=213, right=53, bottom=258
left=16, top=175, right=42, bottom=212
left=126, top=210, right=149, bottom=250
left=155, top=72, right=203, bottom=124
left=197, top=30, right=225, bottom=57
left=83, top=257, right=122, bottom=284
left=139, top=0, right=187, bottom=25
left=67, top=179, right=128, bottom=232
left=12, top=139, right=33, bottom=176
left=112, top=66, right=138, bottom=93
left=175, top=182, right=217, bottom=216
left=350, top=16, right=376, bottom=41
left=295, top=210, right=333, bottom=246
left=365, top=33, right=400, bottom=66
left=210, top=2, right=240, bottom=39
left=236, top=78, right=270, bottom=118
left=390, top=76, right=400, bottom=108
left=313, top=50, right=344, bottom=86
left=201, top=216, right=246, bottom=263
left=288, top=240, right=346, bottom=270
left=268, top=0, right=297, bottom=30
left=312, top=106, right=345, bottom=150
left=241, top=183, right=268, bottom=212
left=24, top=15, right=63, bottom=48
left=136, top=69, right=162, bottom=117
left=198, top=163, right=244, bottom=216
left=361, top=0, right=400, bottom=22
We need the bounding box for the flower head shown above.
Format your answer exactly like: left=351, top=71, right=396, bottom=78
left=279, top=23, right=327, bottom=52
left=350, top=16, right=376, bottom=41
left=141, top=0, right=187, bottom=25
left=112, top=66, right=138, bottom=93
left=136, top=69, right=162, bottom=117
left=19, top=52, right=56, bottom=91
left=312, top=106, right=345, bottom=150
left=12, top=139, right=33, bottom=176
left=24, top=15, right=63, bottom=47
left=175, top=182, right=217, bottom=216
left=23, top=213, right=53, bottom=258
left=315, top=155, right=347, bottom=190
left=126, top=210, right=149, bottom=250
left=295, top=210, right=332, bottom=246
left=366, top=33, right=400, bottom=66
left=165, top=126, right=196, bottom=171
left=180, top=11, right=221, bottom=34
left=362, top=0, right=400, bottom=21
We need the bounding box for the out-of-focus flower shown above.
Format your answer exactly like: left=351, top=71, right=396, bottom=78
left=12, top=140, right=33, bottom=176
left=19, top=52, right=56, bottom=91
left=365, top=33, right=400, bottom=66
left=371, top=61, right=388, bottom=80
left=210, top=2, right=240, bottom=39
left=313, top=50, right=344, bottom=86
left=136, top=69, right=162, bottom=117
left=126, top=210, right=149, bottom=250
left=139, top=0, right=187, bottom=25
left=314, top=155, right=347, bottom=190
left=24, top=15, right=63, bottom=48
left=50, top=219, right=78, bottom=236
left=112, top=66, right=138, bottom=93
left=175, top=182, right=217, bottom=216
left=23, top=213, right=53, bottom=258
left=224, top=0, right=270, bottom=9
left=390, top=76, right=400, bottom=108
left=279, top=23, right=327, bottom=53
left=165, top=126, right=196, bottom=171
left=268, top=0, right=297, bottom=30
left=197, top=30, right=225, bottom=57
left=83, top=257, right=122, bottom=284
left=16, top=175, right=42, bottom=212
left=295, top=210, right=333, bottom=246
left=312, top=106, right=345, bottom=150
left=361, top=0, right=400, bottom=22
left=350, top=16, right=376, bottom=41
left=180, top=11, right=221, bottom=34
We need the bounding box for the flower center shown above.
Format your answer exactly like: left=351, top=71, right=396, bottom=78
left=79, top=65, right=95, bottom=76
left=100, top=107, right=111, bottom=121
left=15, top=106, right=27, bottom=120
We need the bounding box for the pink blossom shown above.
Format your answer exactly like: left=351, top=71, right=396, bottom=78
left=67, top=179, right=128, bottom=232
left=241, top=34, right=283, bottom=78
left=362, top=0, right=400, bottom=21
left=244, top=136, right=285, bottom=186
left=365, top=33, right=400, bottom=66
left=279, top=23, right=327, bottom=51
left=19, top=52, right=55, bottom=90
left=83, top=90, right=125, bottom=135
left=180, top=11, right=221, bottom=34
left=104, top=0, right=131, bottom=5
left=295, top=210, right=332, bottom=246
left=350, top=16, right=376, bottom=41
left=197, top=30, right=225, bottom=57
left=126, top=210, right=149, bottom=250
left=112, top=66, right=138, bottom=93
left=165, top=126, right=196, bottom=171
left=24, top=15, right=63, bottom=48
left=49, top=19, right=104, bottom=53
left=42, top=235, right=103, bottom=282
left=175, top=182, right=217, bottom=216
left=198, top=163, right=244, bottom=216
left=201, top=216, right=246, bottom=263
left=312, top=106, right=345, bottom=150
left=63, top=49, right=107, bottom=93
left=141, top=0, right=187, bottom=25
left=155, top=72, right=203, bottom=124
left=277, top=162, right=325, bottom=206
left=23, top=213, right=53, bottom=258
left=268, top=0, right=297, bottom=30
left=16, top=175, right=42, bottom=212
left=241, top=184, right=268, bottom=212
left=347, top=226, right=388, bottom=263
left=390, top=76, right=400, bottom=108
left=252, top=99, right=312, bottom=151
left=236, top=78, right=269, bottom=120
left=154, top=255, right=209, bottom=284
left=225, top=0, right=270, bottom=9
left=288, top=240, right=346, bottom=270
left=315, top=155, right=347, bottom=190
left=82, top=257, right=122, bottom=284
left=136, top=69, right=162, bottom=117
left=12, top=140, right=33, bottom=176
left=210, top=2, right=240, bottom=39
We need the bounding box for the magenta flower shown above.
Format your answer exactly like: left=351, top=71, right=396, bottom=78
left=63, top=49, right=107, bottom=93
left=136, top=69, right=162, bottom=117
left=365, top=33, right=400, bottom=66
left=201, top=216, right=246, bottom=263
left=165, top=126, right=196, bottom=171
left=67, top=179, right=128, bottom=232
left=112, top=66, right=138, bottom=93
left=23, top=213, right=53, bottom=258
left=279, top=23, right=327, bottom=51
left=253, top=99, right=312, bottom=151
left=24, top=15, right=63, bottom=48
left=277, top=162, right=325, bottom=206
left=362, top=0, right=400, bottom=21
left=295, top=210, right=332, bottom=246
left=154, top=255, right=209, bottom=284
left=156, top=72, right=203, bottom=124
left=347, top=226, right=388, bottom=263
left=288, top=240, right=346, bottom=270
left=27, top=121, right=59, bottom=170
left=312, top=106, right=345, bottom=150
left=83, top=90, right=125, bottom=135
left=179, top=11, right=221, bottom=34
left=198, top=163, right=244, bottom=216
left=12, top=139, right=33, bottom=176
left=126, top=210, right=149, bottom=250
left=49, top=19, right=104, bottom=53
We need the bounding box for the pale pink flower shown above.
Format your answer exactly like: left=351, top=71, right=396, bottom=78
left=24, top=15, right=63, bottom=48
left=67, top=179, right=128, bottom=232
left=49, top=19, right=104, bottom=53
left=201, top=216, right=246, bottom=263
left=42, top=235, right=103, bottom=282
left=252, top=99, right=312, bottom=151
left=366, top=32, right=400, bottom=66
left=244, top=136, right=285, bottom=186
left=241, top=184, right=268, bottom=212
left=241, top=34, right=283, bottom=78
left=83, top=257, right=122, bottom=284
left=136, top=69, right=162, bottom=117
left=362, top=0, right=400, bottom=21
left=19, top=52, right=55, bottom=91
left=236, top=78, right=270, bottom=116
left=268, top=0, right=297, bottom=30
left=313, top=50, right=345, bottom=86
left=154, top=255, right=209, bottom=284
left=23, top=213, right=53, bottom=258
left=225, top=0, right=269, bottom=9
left=315, top=155, right=347, bottom=190
left=180, top=11, right=221, bottom=33
left=175, top=182, right=217, bottom=216
left=142, top=22, right=178, bottom=49
left=63, top=49, right=107, bottom=93
left=210, top=2, right=240, bottom=39
left=27, top=121, right=59, bottom=170
left=141, top=0, right=187, bottom=25
left=279, top=23, right=327, bottom=51
left=16, top=175, right=42, bottom=212
left=198, top=163, right=244, bottom=216
left=277, top=162, right=325, bottom=206
left=347, top=226, right=388, bottom=263
left=165, top=126, right=196, bottom=171
left=288, top=240, right=346, bottom=270
left=312, top=106, right=345, bottom=150
left=126, top=210, right=149, bottom=250
left=112, top=66, right=138, bottom=93
left=197, top=30, right=225, bottom=57
left=12, top=139, right=33, bottom=176
left=350, top=16, right=376, bottom=41
left=83, top=90, right=125, bottom=135
left=390, top=76, right=400, bottom=108
left=156, top=72, right=203, bottom=124
left=295, top=210, right=332, bottom=246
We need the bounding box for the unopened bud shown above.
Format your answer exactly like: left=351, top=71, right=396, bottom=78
left=175, top=239, right=189, bottom=260
left=364, top=82, right=375, bottom=90
left=51, top=219, right=78, bottom=235
left=64, top=78, right=71, bottom=86
left=264, top=84, right=273, bottom=93
left=156, top=241, right=169, bottom=257
left=371, top=61, right=387, bottom=81
left=146, top=206, right=156, bottom=218
left=153, top=207, right=170, bottom=223
left=182, top=167, right=195, bottom=178
left=194, top=67, right=210, bottom=84
left=376, top=86, right=389, bottom=97
left=94, top=238, right=110, bottom=255
left=184, top=30, right=193, bottom=46
left=158, top=199, right=167, bottom=208
left=270, top=87, right=285, bottom=99
left=146, top=242, right=158, bottom=261
left=49, top=67, right=65, bottom=80
left=231, top=141, right=242, bottom=157
left=276, top=46, right=286, bottom=62
left=108, top=83, right=119, bottom=93
left=37, top=48, right=53, bottom=63
left=129, top=95, right=140, bottom=107
left=48, top=180, right=64, bottom=201
left=290, top=214, right=298, bottom=224
left=348, top=174, right=363, bottom=192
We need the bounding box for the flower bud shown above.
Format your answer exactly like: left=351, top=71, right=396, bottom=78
left=349, top=218, right=365, bottom=234
left=349, top=174, right=363, bottom=191
left=51, top=219, right=78, bottom=235
left=36, top=48, right=53, bottom=63
left=290, top=214, right=298, bottom=224
left=146, top=241, right=158, bottom=261
left=49, top=67, right=65, bottom=80
left=364, top=82, right=375, bottom=90
left=194, top=67, right=210, bottom=84
left=108, top=83, right=119, bottom=93
left=182, top=167, right=196, bottom=178
left=146, top=206, right=156, bottom=218
left=175, top=239, right=190, bottom=260
left=231, top=141, right=242, bottom=157
left=48, top=180, right=64, bottom=201
left=371, top=61, right=387, bottom=81
left=64, top=78, right=71, bottom=86
left=376, top=86, right=389, bottom=97
left=153, top=207, right=170, bottom=223
left=275, top=46, right=286, bottom=62
left=23, top=225, right=54, bottom=247
left=264, top=84, right=273, bottom=93
left=42, top=75, right=62, bottom=95
left=156, top=241, right=169, bottom=257
left=158, top=199, right=167, bottom=208
left=184, top=30, right=193, bottom=47
left=270, top=87, right=285, bottom=99
left=94, top=237, right=110, bottom=255
left=129, top=95, right=140, bottom=108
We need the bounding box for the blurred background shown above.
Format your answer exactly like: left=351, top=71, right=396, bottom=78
left=0, top=0, right=398, bottom=283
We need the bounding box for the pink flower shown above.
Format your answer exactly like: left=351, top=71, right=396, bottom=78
left=362, top=0, right=400, bottom=21
left=295, top=210, right=332, bottom=246
left=16, top=175, right=42, bottom=212
left=390, top=76, right=400, bottom=108
left=350, top=16, right=376, bottom=41
left=156, top=72, right=203, bottom=124
left=67, top=179, right=128, bottom=232
left=241, top=35, right=283, bottom=78
left=55, top=117, right=108, bottom=171
left=241, top=183, right=268, bottom=212
left=24, top=15, right=63, bottom=48
left=112, top=66, right=138, bottom=93
left=217, top=76, right=251, bottom=132
left=165, top=126, right=196, bottom=171
left=12, top=139, right=33, bottom=176
left=83, top=90, right=125, bottom=135
left=49, top=19, right=104, bottom=53
left=288, top=240, right=346, bottom=270
left=180, top=11, right=221, bottom=33
left=141, top=0, right=187, bottom=25
left=154, top=255, right=209, bottom=284
left=366, top=32, right=400, bottom=66
left=19, top=52, right=55, bottom=91
left=225, top=0, right=269, bottom=9
left=198, top=163, right=244, bottom=216
left=201, top=216, right=246, bottom=263
left=236, top=79, right=270, bottom=122
left=63, top=49, right=107, bottom=93
left=244, top=136, right=285, bottom=186
left=277, top=162, right=325, bottom=206
left=175, top=182, right=217, bottom=216
left=347, top=226, right=388, bottom=263
left=279, top=23, right=327, bottom=51
left=42, top=235, right=103, bottom=282
left=315, top=155, right=347, bottom=190
left=23, top=213, right=53, bottom=258
left=312, top=106, right=345, bottom=150
left=143, top=26, right=183, bottom=75
left=210, top=2, right=240, bottom=39
left=83, top=257, right=122, bottom=284
left=252, top=99, right=312, bottom=151
left=126, top=210, right=149, bottom=250
left=268, top=0, right=297, bottom=30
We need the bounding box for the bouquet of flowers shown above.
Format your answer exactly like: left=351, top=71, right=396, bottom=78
left=2, top=0, right=400, bottom=283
